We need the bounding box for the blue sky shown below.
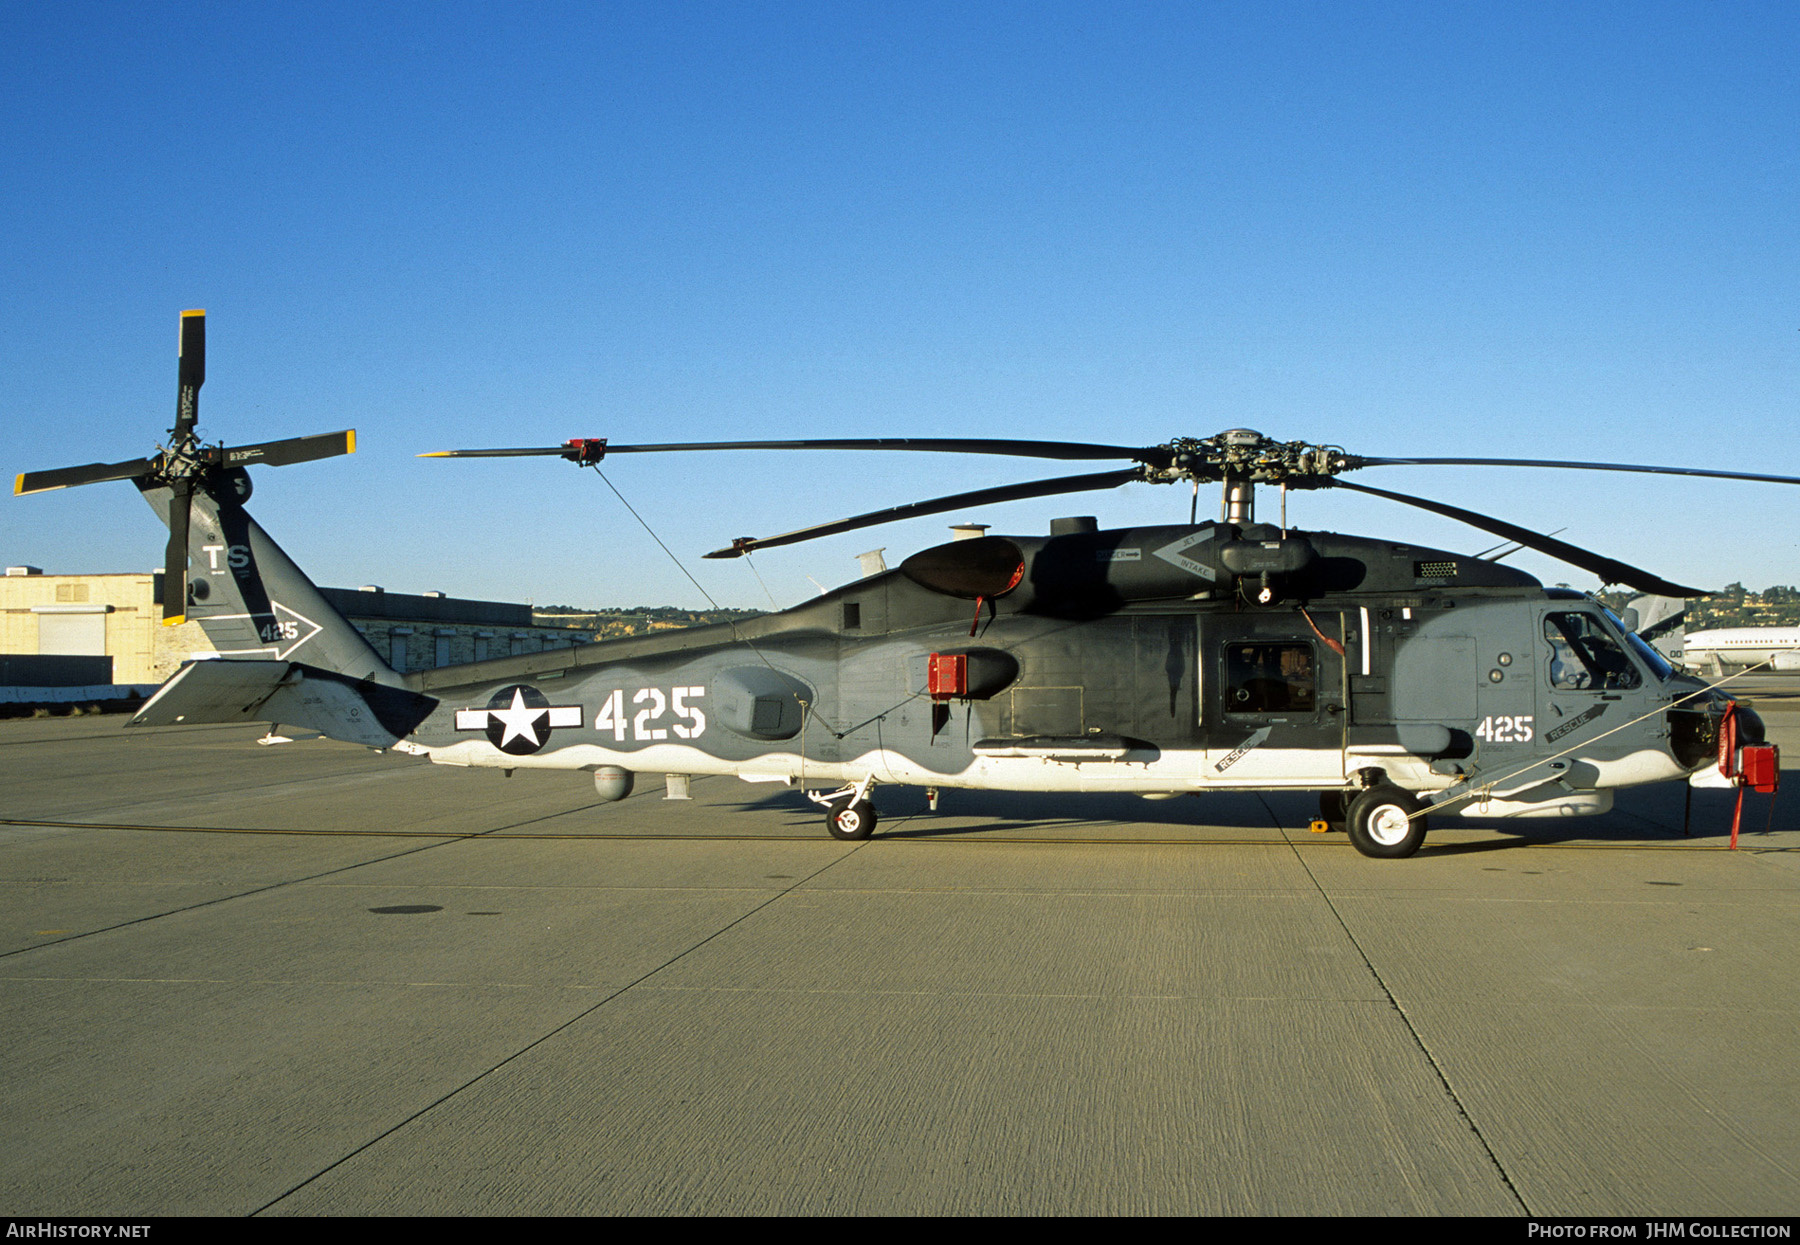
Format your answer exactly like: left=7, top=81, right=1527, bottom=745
left=4, top=1, right=1797, bottom=609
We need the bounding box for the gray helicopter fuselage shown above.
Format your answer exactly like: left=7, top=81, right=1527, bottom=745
left=392, top=521, right=1713, bottom=817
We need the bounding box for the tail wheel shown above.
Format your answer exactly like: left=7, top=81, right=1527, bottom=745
left=1346, top=785, right=1428, bottom=859
left=826, top=799, right=877, bottom=841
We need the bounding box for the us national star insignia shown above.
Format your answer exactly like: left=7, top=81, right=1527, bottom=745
left=454, top=685, right=584, bottom=755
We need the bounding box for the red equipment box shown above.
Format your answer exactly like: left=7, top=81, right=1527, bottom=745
left=1739, top=744, right=1780, bottom=794
left=928, top=653, right=967, bottom=700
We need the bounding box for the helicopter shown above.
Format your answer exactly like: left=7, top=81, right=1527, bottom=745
left=15, top=312, right=1788, bottom=858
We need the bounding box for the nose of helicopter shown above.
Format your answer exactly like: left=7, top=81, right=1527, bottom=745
left=1665, top=683, right=1762, bottom=773
left=1733, top=702, right=1768, bottom=745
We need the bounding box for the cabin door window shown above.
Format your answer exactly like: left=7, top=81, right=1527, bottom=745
left=1223, top=642, right=1317, bottom=715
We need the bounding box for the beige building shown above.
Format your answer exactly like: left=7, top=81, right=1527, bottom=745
left=1, top=570, right=177, bottom=686
left=2, top=568, right=594, bottom=687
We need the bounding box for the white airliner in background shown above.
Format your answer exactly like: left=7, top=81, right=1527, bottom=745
left=1622, top=597, right=1800, bottom=675
left=1681, top=627, right=1800, bottom=674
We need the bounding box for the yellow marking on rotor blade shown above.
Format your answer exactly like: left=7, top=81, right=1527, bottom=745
left=345, top=429, right=356, bottom=454
left=162, top=613, right=186, bottom=627
left=181, top=309, right=205, bottom=317
left=13, top=474, right=23, bottom=495
left=417, top=451, right=452, bottom=457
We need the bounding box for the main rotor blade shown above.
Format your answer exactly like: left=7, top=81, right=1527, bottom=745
left=175, top=310, right=205, bottom=441
left=1472, top=528, right=1566, bottom=560
left=222, top=429, right=356, bottom=469
left=424, top=437, right=1155, bottom=462
left=162, top=479, right=193, bottom=624
left=1327, top=478, right=1704, bottom=596
left=15, top=456, right=157, bottom=495
left=1347, top=455, right=1800, bottom=487
left=704, top=468, right=1143, bottom=558
left=421, top=446, right=568, bottom=457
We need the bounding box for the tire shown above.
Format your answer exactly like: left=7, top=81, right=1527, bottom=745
left=826, top=799, right=877, bottom=841
left=1346, top=785, right=1428, bottom=859
left=1318, top=789, right=1350, bottom=832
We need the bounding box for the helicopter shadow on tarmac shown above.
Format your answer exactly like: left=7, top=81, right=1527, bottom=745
left=724, top=783, right=1301, bottom=838
left=722, top=766, right=1791, bottom=851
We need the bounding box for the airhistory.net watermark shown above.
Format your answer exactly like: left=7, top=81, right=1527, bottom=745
left=6, top=1227, right=151, bottom=1239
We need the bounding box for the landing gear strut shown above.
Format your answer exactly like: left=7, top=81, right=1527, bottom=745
left=807, top=775, right=879, bottom=841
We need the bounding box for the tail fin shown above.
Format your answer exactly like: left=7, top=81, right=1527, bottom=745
left=1624, top=594, right=1686, bottom=666
left=131, top=477, right=436, bottom=745
left=139, top=477, right=403, bottom=687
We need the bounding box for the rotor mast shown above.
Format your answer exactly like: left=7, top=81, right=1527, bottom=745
left=1175, top=428, right=1342, bottom=525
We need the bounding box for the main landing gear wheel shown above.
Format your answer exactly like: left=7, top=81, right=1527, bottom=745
left=1346, top=785, right=1428, bottom=859
left=826, top=799, right=878, bottom=841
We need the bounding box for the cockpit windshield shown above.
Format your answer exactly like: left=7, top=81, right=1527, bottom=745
left=1545, top=611, right=1643, bottom=691
left=1605, top=607, right=1677, bottom=682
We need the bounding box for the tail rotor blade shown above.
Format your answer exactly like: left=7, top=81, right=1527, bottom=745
left=223, top=430, right=356, bottom=469
left=15, top=456, right=157, bottom=495
left=175, top=310, right=205, bottom=441
left=162, top=480, right=193, bottom=624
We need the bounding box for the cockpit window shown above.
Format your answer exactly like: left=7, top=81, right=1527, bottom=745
left=1225, top=642, right=1316, bottom=713
left=1604, top=607, right=1676, bottom=682
left=1545, top=612, right=1642, bottom=691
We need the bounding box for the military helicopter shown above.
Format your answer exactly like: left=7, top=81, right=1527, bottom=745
left=16, top=313, right=1789, bottom=857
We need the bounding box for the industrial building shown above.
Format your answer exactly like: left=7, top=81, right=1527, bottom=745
left=1, top=567, right=594, bottom=691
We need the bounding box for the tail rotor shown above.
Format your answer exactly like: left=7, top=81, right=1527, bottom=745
left=14, top=310, right=356, bottom=624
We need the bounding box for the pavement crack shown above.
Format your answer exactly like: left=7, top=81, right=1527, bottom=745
left=1258, top=793, right=1533, bottom=1215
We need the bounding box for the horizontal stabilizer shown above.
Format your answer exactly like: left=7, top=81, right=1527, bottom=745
left=131, top=658, right=435, bottom=748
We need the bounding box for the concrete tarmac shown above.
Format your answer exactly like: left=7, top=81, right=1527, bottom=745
left=1, top=694, right=1797, bottom=1217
